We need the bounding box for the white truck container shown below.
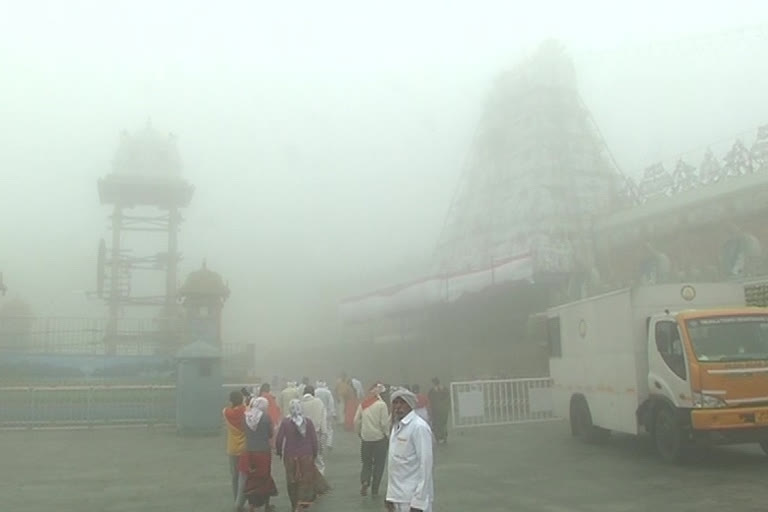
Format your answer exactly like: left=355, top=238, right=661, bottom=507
left=548, top=283, right=768, bottom=461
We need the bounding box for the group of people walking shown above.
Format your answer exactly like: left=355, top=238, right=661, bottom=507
left=224, top=382, right=333, bottom=512
left=223, top=375, right=449, bottom=512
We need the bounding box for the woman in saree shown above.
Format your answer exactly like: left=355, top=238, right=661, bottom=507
left=275, top=399, right=330, bottom=511
left=236, top=397, right=278, bottom=512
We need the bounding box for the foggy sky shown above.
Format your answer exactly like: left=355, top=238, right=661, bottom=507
left=1, top=1, right=767, bottom=344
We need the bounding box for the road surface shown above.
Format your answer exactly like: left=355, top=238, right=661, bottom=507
left=1, top=420, right=766, bottom=511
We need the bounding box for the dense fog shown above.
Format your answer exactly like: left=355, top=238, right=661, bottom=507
left=2, top=2, right=766, bottom=345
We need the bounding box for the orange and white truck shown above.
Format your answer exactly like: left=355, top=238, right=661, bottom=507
left=548, top=283, right=768, bottom=462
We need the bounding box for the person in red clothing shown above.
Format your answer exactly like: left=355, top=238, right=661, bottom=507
left=223, top=391, right=247, bottom=503
left=236, top=397, right=278, bottom=512
left=259, top=383, right=282, bottom=428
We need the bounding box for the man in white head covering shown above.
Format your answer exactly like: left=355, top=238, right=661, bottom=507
left=314, top=381, right=336, bottom=450
left=300, top=385, right=328, bottom=475
left=385, top=388, right=434, bottom=512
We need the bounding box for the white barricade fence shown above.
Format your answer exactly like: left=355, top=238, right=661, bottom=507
left=450, top=378, right=556, bottom=428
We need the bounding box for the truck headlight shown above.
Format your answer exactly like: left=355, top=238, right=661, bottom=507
left=692, top=392, right=728, bottom=408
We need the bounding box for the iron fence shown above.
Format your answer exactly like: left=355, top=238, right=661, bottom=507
left=0, top=382, right=262, bottom=429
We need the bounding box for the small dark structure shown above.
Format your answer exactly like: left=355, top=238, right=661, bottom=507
left=175, top=340, right=222, bottom=435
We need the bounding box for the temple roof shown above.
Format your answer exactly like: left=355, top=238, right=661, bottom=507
left=178, top=262, right=230, bottom=299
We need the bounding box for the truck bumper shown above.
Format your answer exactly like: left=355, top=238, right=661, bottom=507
left=691, top=406, right=768, bottom=443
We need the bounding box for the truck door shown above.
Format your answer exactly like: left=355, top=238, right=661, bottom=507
left=648, top=318, right=693, bottom=408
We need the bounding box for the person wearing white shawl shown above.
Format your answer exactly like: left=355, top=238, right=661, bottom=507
left=300, top=385, right=328, bottom=475
left=245, top=396, right=269, bottom=431
left=314, top=381, right=336, bottom=450
left=385, top=389, right=434, bottom=512
left=288, top=398, right=307, bottom=436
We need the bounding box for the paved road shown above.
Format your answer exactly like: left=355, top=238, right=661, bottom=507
left=1, top=420, right=767, bottom=511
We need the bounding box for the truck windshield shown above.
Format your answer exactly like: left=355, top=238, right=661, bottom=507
left=686, top=315, right=768, bottom=362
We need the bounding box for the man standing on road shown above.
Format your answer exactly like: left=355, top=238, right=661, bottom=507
left=315, top=381, right=336, bottom=451
left=386, top=388, right=434, bottom=512
left=223, top=391, right=247, bottom=504
left=300, top=385, right=329, bottom=475
left=354, top=383, right=390, bottom=498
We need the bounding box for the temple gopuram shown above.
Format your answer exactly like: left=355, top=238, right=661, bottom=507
left=336, top=41, right=768, bottom=383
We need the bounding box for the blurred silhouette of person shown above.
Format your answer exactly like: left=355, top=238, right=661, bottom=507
left=412, top=384, right=430, bottom=424
left=314, top=381, right=336, bottom=450
left=428, top=378, right=450, bottom=444
left=259, top=383, right=282, bottom=429
left=298, top=377, right=310, bottom=397
left=341, top=376, right=359, bottom=432
left=280, top=381, right=299, bottom=417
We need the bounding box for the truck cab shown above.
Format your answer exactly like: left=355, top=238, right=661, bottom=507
left=643, top=309, right=768, bottom=460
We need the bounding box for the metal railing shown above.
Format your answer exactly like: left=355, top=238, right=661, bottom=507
left=0, top=384, right=176, bottom=429
left=0, top=382, right=261, bottom=429
left=450, top=378, right=556, bottom=428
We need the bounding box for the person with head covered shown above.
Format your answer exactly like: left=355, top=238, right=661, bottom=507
left=385, top=388, right=434, bottom=512
left=235, top=397, right=278, bottom=511
left=276, top=399, right=329, bottom=511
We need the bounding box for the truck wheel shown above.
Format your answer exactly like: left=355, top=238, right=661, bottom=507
left=654, top=405, right=688, bottom=463
left=570, top=396, right=609, bottom=443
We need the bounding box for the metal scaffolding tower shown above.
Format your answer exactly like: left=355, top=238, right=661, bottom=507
left=96, top=123, right=194, bottom=354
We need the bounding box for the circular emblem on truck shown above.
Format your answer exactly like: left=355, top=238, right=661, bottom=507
left=681, top=285, right=696, bottom=301
left=578, top=319, right=587, bottom=338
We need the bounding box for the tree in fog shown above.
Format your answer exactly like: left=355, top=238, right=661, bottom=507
left=699, top=148, right=722, bottom=184
left=638, top=162, right=673, bottom=199
left=670, top=158, right=698, bottom=193
left=751, top=125, right=768, bottom=173
left=722, top=139, right=753, bottom=178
